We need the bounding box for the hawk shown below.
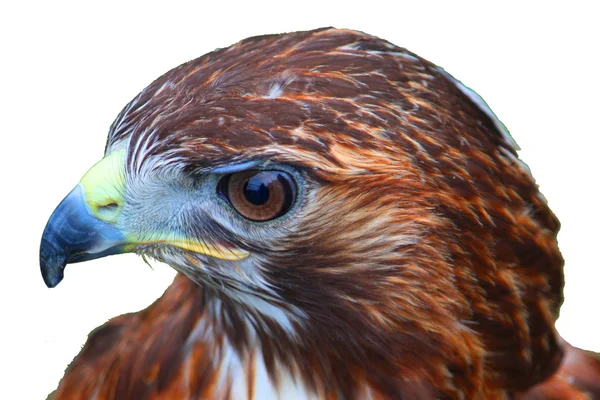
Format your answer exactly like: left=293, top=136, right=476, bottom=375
left=40, top=28, right=600, bottom=399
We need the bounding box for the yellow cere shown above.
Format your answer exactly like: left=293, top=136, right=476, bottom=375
left=79, top=149, right=126, bottom=222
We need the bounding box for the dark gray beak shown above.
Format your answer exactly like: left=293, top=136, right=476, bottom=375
left=39, top=185, right=126, bottom=288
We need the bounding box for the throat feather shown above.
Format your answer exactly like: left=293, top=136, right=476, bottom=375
left=182, top=293, right=317, bottom=399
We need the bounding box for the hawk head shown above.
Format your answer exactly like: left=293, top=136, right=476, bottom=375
left=40, top=28, right=565, bottom=396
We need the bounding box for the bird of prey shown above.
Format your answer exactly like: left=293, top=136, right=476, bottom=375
left=40, top=28, right=599, bottom=399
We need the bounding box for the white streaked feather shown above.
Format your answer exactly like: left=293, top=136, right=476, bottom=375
left=181, top=297, right=316, bottom=399
left=266, top=83, right=284, bottom=99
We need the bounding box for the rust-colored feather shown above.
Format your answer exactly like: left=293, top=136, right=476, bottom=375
left=50, top=28, right=599, bottom=399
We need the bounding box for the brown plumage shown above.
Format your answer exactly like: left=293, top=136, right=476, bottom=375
left=43, top=28, right=600, bottom=399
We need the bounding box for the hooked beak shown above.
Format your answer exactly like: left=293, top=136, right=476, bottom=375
left=40, top=150, right=128, bottom=288
left=39, top=184, right=127, bottom=288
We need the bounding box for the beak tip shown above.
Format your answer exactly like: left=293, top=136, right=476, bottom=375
left=40, top=238, right=66, bottom=288
left=42, top=268, right=64, bottom=288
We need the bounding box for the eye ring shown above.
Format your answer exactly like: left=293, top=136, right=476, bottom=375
left=217, top=170, right=297, bottom=222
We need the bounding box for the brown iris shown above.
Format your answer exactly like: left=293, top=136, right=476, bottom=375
left=218, top=170, right=296, bottom=221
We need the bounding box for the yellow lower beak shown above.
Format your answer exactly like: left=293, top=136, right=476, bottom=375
left=132, top=238, right=248, bottom=261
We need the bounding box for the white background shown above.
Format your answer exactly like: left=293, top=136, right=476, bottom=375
left=1, top=1, right=598, bottom=398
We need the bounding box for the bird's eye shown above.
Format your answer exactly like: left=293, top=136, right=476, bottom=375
left=218, top=170, right=297, bottom=222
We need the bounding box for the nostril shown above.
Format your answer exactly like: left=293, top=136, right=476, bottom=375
left=96, top=202, right=121, bottom=221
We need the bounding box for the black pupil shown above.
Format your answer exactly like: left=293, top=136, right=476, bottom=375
left=243, top=175, right=271, bottom=205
